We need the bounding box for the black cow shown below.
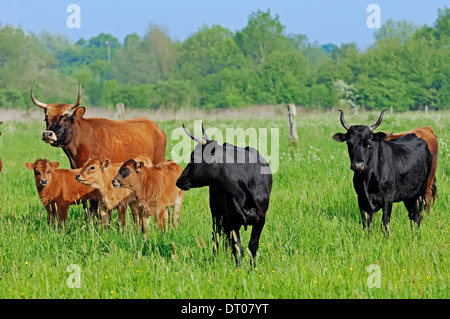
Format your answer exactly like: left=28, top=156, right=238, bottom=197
left=332, top=109, right=432, bottom=238
left=176, top=123, right=272, bottom=266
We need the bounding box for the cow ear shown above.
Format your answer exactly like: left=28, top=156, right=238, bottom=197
left=372, top=132, right=387, bottom=142
left=135, top=161, right=144, bottom=173
left=332, top=133, right=346, bottom=142
left=72, top=107, right=85, bottom=119
left=25, top=162, right=34, bottom=170
left=51, top=161, right=60, bottom=169
left=101, top=159, right=110, bottom=169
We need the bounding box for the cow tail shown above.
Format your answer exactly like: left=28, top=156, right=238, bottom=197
left=431, top=176, right=437, bottom=204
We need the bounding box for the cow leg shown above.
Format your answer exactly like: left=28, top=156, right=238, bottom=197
left=172, top=192, right=184, bottom=229
left=128, top=201, right=140, bottom=231
left=248, top=215, right=265, bottom=267
left=141, top=216, right=150, bottom=235
left=211, top=215, right=222, bottom=255
left=84, top=199, right=99, bottom=222
left=156, top=205, right=168, bottom=231
left=99, top=206, right=110, bottom=229
left=45, top=204, right=51, bottom=224
left=404, top=199, right=421, bottom=231
left=360, top=209, right=369, bottom=230
left=57, top=205, right=69, bottom=225
left=209, top=193, right=223, bottom=255
left=139, top=207, right=151, bottom=235
left=45, top=204, right=55, bottom=225
left=117, top=205, right=127, bottom=231
left=231, top=229, right=243, bottom=268
left=381, top=201, right=393, bottom=239
left=368, top=211, right=376, bottom=231
left=360, top=210, right=376, bottom=234
left=164, top=207, right=170, bottom=231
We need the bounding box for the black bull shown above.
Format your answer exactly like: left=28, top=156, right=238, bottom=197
left=176, top=124, right=272, bottom=266
left=333, top=109, right=432, bottom=237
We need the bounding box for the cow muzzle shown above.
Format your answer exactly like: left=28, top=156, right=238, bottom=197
left=351, top=162, right=366, bottom=172
left=42, top=131, right=57, bottom=144
left=111, top=179, right=121, bottom=188
left=176, top=178, right=190, bottom=191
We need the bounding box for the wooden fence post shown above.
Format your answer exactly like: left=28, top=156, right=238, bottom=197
left=287, top=104, right=298, bottom=144
left=116, top=103, right=125, bottom=120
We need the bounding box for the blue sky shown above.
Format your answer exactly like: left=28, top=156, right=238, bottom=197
left=0, top=1, right=447, bottom=49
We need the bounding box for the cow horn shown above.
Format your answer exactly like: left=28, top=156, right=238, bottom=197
left=338, top=110, right=350, bottom=131
left=69, top=84, right=82, bottom=109
left=369, top=109, right=388, bottom=131
left=182, top=124, right=207, bottom=145
left=31, top=86, right=49, bottom=109
left=201, top=123, right=211, bottom=141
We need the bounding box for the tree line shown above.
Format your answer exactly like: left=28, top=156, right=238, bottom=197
left=0, top=8, right=449, bottom=111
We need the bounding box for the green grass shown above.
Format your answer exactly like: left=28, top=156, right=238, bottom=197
left=0, top=110, right=448, bottom=299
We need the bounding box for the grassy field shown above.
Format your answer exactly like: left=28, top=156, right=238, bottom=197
left=0, top=109, right=448, bottom=299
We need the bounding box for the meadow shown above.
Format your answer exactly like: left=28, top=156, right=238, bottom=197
left=0, top=108, right=448, bottom=299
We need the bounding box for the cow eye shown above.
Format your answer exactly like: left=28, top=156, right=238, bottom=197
left=121, top=168, right=130, bottom=178
left=89, top=166, right=95, bottom=171
left=366, top=143, right=372, bottom=149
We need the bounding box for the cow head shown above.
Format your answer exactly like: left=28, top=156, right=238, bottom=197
left=25, top=159, right=60, bottom=188
left=76, top=158, right=110, bottom=187
left=31, top=84, right=85, bottom=147
left=176, top=123, right=221, bottom=190
left=111, top=159, right=144, bottom=190
left=332, top=109, right=388, bottom=173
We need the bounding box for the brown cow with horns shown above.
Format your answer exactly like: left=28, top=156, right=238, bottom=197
left=31, top=84, right=166, bottom=169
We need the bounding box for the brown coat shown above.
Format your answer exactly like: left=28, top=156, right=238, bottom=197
left=112, top=159, right=184, bottom=234
left=386, top=126, right=438, bottom=213
left=60, top=114, right=166, bottom=169
left=76, top=155, right=153, bottom=229
left=25, top=159, right=96, bottom=224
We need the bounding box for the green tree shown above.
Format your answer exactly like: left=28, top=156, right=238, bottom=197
left=235, top=10, right=289, bottom=67
left=177, top=24, right=244, bottom=80
left=0, top=26, right=76, bottom=108
left=258, top=50, right=310, bottom=105
left=374, top=18, right=417, bottom=43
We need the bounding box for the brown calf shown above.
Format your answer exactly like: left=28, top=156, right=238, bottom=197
left=112, top=159, right=184, bottom=234
left=25, top=159, right=96, bottom=224
left=386, top=126, right=438, bottom=214
left=75, top=155, right=153, bottom=229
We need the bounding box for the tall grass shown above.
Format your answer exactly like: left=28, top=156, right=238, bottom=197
left=0, top=110, right=448, bottom=299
